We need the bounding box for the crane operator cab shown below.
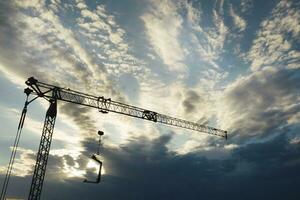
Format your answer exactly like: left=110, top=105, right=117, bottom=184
left=83, top=131, right=104, bottom=184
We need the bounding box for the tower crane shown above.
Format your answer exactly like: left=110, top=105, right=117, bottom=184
left=1, top=77, right=227, bottom=200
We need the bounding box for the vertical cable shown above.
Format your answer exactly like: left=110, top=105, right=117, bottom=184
left=0, top=100, right=28, bottom=200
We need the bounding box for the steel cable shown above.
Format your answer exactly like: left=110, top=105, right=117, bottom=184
left=0, top=103, right=27, bottom=200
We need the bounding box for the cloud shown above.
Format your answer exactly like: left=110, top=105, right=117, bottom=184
left=0, top=0, right=104, bottom=88
left=180, top=88, right=214, bottom=125
left=0, top=148, right=35, bottom=177
left=58, top=103, right=97, bottom=137
left=0, top=0, right=151, bottom=146
left=212, top=0, right=300, bottom=144
left=141, top=0, right=186, bottom=73
left=178, top=0, right=229, bottom=86
left=229, top=4, right=247, bottom=32
left=182, top=90, right=201, bottom=114
left=241, top=0, right=254, bottom=13
left=1, top=1, right=300, bottom=199
left=247, top=0, right=300, bottom=71
left=2, top=133, right=300, bottom=199
left=75, top=0, right=149, bottom=81
left=218, top=67, right=300, bottom=142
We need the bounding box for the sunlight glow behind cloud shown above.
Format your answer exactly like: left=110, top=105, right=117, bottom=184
left=0, top=0, right=300, bottom=199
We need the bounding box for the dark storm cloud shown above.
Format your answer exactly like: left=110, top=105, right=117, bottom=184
left=63, top=155, right=76, bottom=167
left=224, top=67, right=300, bottom=141
left=59, top=103, right=97, bottom=136
left=181, top=90, right=210, bottom=126
left=2, top=133, right=300, bottom=200
left=44, top=134, right=300, bottom=200
left=182, top=90, right=201, bottom=114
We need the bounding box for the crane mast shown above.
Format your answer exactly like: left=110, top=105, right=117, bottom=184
left=28, top=99, right=57, bottom=200
left=16, top=77, right=227, bottom=200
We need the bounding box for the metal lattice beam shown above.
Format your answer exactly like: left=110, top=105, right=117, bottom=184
left=25, top=77, right=227, bottom=138
left=28, top=99, right=57, bottom=200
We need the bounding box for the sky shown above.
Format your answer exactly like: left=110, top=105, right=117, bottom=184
left=0, top=0, right=300, bottom=199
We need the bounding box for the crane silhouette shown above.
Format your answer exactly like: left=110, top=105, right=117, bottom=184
left=1, top=77, right=227, bottom=200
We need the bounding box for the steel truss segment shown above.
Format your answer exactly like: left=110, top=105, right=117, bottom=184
left=28, top=100, right=57, bottom=200
left=25, top=77, right=227, bottom=138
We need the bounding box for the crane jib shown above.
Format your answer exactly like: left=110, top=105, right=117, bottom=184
left=25, top=77, right=227, bottom=138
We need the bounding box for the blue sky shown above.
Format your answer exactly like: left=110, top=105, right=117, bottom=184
left=0, top=0, right=300, bottom=199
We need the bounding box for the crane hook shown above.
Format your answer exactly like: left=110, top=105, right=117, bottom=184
left=83, top=131, right=104, bottom=184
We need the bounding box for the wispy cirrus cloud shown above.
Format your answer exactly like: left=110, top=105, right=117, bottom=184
left=180, top=0, right=230, bottom=86
left=241, top=0, right=254, bottom=13
left=0, top=0, right=153, bottom=142
left=229, top=4, right=247, bottom=32
left=141, top=0, right=186, bottom=73
left=247, top=0, right=300, bottom=71
left=213, top=0, right=300, bottom=144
